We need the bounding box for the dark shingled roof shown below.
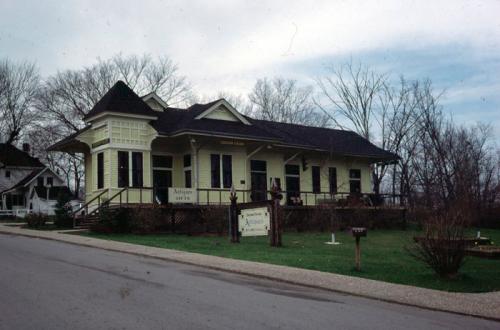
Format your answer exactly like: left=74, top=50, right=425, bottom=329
left=34, top=186, right=72, bottom=200
left=49, top=81, right=398, bottom=162
left=47, top=126, right=91, bottom=152
left=150, top=101, right=398, bottom=161
left=83, top=80, right=158, bottom=120
left=0, top=143, right=44, bottom=168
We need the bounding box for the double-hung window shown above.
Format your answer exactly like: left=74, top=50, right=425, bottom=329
left=349, top=169, right=361, bottom=193
left=312, top=166, right=321, bottom=193
left=118, top=151, right=129, bottom=188
left=131, top=152, right=143, bottom=187
left=329, top=167, right=337, bottom=194
left=97, top=152, right=104, bottom=189
left=118, top=151, right=144, bottom=188
left=184, top=154, right=192, bottom=188
left=210, top=154, right=232, bottom=188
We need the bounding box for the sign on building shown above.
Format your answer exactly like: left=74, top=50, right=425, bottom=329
left=168, top=188, right=197, bottom=203
left=238, top=207, right=270, bottom=237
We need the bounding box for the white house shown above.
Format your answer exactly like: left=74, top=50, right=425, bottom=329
left=0, top=142, right=72, bottom=215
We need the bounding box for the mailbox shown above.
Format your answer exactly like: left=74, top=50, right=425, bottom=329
left=351, top=227, right=367, bottom=238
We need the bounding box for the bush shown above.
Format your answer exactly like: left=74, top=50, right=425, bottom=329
left=407, top=208, right=468, bottom=279
left=54, top=191, right=73, bottom=228
left=25, top=213, right=49, bottom=229
left=129, top=208, right=164, bottom=234
left=91, top=206, right=132, bottom=234
left=200, top=207, right=228, bottom=235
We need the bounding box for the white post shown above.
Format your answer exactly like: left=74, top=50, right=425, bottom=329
left=190, top=138, right=199, bottom=203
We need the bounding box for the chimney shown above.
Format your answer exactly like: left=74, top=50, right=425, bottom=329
left=22, top=143, right=30, bottom=153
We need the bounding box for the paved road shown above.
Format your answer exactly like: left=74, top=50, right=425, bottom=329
left=0, top=234, right=498, bottom=330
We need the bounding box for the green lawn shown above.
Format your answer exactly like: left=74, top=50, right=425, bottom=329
left=81, top=229, right=500, bottom=293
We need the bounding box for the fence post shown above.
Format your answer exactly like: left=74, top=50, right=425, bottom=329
left=270, top=178, right=283, bottom=247
left=229, top=185, right=239, bottom=243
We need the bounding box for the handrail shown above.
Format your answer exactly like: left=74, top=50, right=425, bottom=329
left=103, top=187, right=128, bottom=207
left=85, top=187, right=128, bottom=218
left=72, top=189, right=109, bottom=216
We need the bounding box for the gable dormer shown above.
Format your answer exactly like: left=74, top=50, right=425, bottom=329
left=142, top=92, right=168, bottom=112
left=194, top=99, right=251, bottom=125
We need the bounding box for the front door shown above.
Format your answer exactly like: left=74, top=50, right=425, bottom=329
left=153, top=170, right=172, bottom=204
left=250, top=160, right=267, bottom=201
left=285, top=164, right=301, bottom=205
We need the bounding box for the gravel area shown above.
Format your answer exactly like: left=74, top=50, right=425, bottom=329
left=1, top=224, right=499, bottom=320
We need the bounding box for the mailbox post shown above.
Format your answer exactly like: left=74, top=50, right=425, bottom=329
left=351, top=227, right=367, bottom=271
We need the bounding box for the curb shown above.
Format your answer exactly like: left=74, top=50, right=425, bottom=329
left=1, top=225, right=499, bottom=321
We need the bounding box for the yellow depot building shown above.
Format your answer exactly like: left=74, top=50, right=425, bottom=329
left=49, top=81, right=397, bottom=209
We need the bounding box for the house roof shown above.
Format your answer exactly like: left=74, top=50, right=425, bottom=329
left=151, top=103, right=398, bottom=161
left=49, top=81, right=398, bottom=162
left=47, top=126, right=91, bottom=152
left=0, top=168, right=46, bottom=195
left=0, top=143, right=44, bottom=168
left=33, top=186, right=72, bottom=200
left=83, top=80, right=158, bottom=121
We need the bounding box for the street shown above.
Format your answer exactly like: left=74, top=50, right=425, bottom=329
left=0, top=233, right=498, bottom=330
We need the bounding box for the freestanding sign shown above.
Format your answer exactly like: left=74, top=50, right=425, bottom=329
left=238, top=207, right=270, bottom=237
left=168, top=188, right=197, bottom=204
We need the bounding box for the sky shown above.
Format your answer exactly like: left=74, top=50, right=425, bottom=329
left=1, top=0, right=499, bottom=139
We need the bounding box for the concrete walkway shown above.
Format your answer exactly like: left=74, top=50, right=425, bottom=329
left=1, top=224, right=499, bottom=320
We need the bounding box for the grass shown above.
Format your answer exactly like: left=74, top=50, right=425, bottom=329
left=80, top=228, right=500, bottom=293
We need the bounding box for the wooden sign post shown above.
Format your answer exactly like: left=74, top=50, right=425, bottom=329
left=229, top=185, right=239, bottom=243
left=269, top=178, right=283, bottom=247
left=351, top=227, right=367, bottom=271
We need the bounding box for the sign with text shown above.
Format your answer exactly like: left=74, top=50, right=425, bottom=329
left=168, top=188, right=197, bottom=203
left=238, top=207, right=270, bottom=237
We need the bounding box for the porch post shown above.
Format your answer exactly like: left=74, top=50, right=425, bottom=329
left=190, top=137, right=199, bottom=203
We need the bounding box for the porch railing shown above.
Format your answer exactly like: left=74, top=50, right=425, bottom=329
left=78, top=187, right=405, bottom=213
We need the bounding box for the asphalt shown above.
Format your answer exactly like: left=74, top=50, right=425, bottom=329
left=1, top=234, right=499, bottom=330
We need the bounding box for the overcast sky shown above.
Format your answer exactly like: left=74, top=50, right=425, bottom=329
left=1, top=0, right=499, bottom=137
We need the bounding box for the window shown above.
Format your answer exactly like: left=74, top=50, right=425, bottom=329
left=211, top=154, right=232, bottom=188
left=118, top=151, right=129, bottom=188
left=222, top=155, right=232, bottom=188
left=184, top=154, right=192, bottom=188
left=285, top=164, right=300, bottom=176
left=312, top=166, right=321, bottom=193
left=5, top=170, right=10, bottom=178
left=37, top=177, right=44, bottom=187
left=349, top=169, right=361, bottom=194
left=329, top=167, right=337, bottom=194
left=12, top=194, right=24, bottom=206
left=152, top=155, right=172, bottom=168
left=251, top=160, right=267, bottom=172
left=183, top=170, right=191, bottom=188
left=97, top=152, right=104, bottom=189
left=47, top=177, right=53, bottom=186
left=183, top=154, right=191, bottom=168
left=132, top=152, right=143, bottom=187
left=210, top=154, right=220, bottom=188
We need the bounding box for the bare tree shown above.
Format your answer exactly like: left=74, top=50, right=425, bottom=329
left=0, top=59, right=40, bottom=144
left=315, top=62, right=386, bottom=140
left=248, top=77, right=330, bottom=127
